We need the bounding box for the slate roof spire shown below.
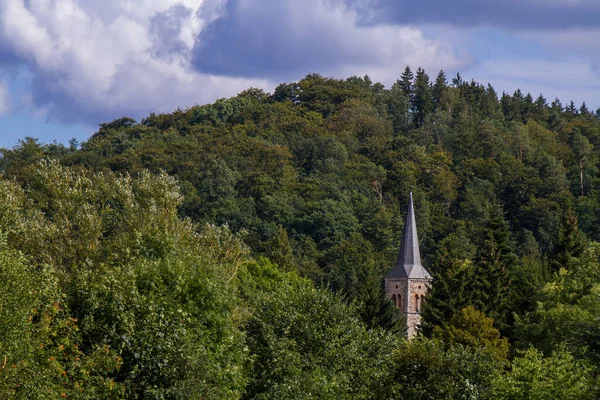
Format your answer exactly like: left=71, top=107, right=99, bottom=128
left=386, top=191, right=432, bottom=279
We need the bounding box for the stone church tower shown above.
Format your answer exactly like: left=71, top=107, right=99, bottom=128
left=385, top=192, right=432, bottom=339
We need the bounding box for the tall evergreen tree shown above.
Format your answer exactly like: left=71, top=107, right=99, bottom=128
left=421, top=228, right=477, bottom=335
left=451, top=72, right=463, bottom=87
left=399, top=65, right=414, bottom=100
left=483, top=83, right=499, bottom=116
left=432, top=70, right=447, bottom=111
left=412, top=67, right=433, bottom=127
left=566, top=100, right=578, bottom=115
left=500, top=92, right=512, bottom=119
left=472, top=209, right=517, bottom=332
left=523, top=93, right=534, bottom=122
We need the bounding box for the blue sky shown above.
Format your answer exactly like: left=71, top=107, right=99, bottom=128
left=0, top=0, right=599, bottom=148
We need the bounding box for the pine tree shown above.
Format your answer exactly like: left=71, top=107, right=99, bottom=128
left=472, top=209, right=516, bottom=332
left=551, top=98, right=563, bottom=111
left=432, top=70, right=447, bottom=111
left=522, top=93, right=534, bottom=122
left=399, top=65, right=414, bottom=100
left=500, top=92, right=512, bottom=119
left=451, top=72, right=463, bottom=87
left=412, top=67, right=433, bottom=127
left=421, top=228, right=477, bottom=335
left=566, top=100, right=578, bottom=115
left=484, top=83, right=499, bottom=116
left=534, top=94, right=548, bottom=120
left=509, top=89, right=524, bottom=121
left=535, top=94, right=547, bottom=110
left=580, top=102, right=590, bottom=115
left=550, top=208, right=587, bottom=272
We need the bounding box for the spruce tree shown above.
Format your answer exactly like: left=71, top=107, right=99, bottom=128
left=484, top=83, right=499, bottom=116
left=500, top=92, right=512, bottom=119
left=451, top=72, right=463, bottom=87
left=523, top=93, right=534, bottom=122
left=412, top=67, right=433, bottom=127
left=421, top=227, right=477, bottom=335
left=432, top=70, right=447, bottom=111
left=472, top=209, right=516, bottom=332
left=399, top=65, right=414, bottom=99
left=566, top=100, right=578, bottom=115
left=535, top=94, right=547, bottom=110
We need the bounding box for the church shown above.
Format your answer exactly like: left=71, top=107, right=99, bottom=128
left=385, top=192, right=432, bottom=338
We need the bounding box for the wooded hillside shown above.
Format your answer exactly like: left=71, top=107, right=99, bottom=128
left=1, top=68, right=600, bottom=398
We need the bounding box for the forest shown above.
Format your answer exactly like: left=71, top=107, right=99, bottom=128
left=1, top=66, right=600, bottom=398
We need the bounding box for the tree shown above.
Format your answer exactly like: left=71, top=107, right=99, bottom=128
left=421, top=228, right=477, bottom=333
left=491, top=348, right=597, bottom=400
left=472, top=209, right=517, bottom=331
left=433, top=306, right=510, bottom=362
left=432, top=70, right=447, bottom=111
left=515, top=243, right=600, bottom=364
left=399, top=65, right=414, bottom=100
left=378, top=337, right=500, bottom=399
left=570, top=133, right=593, bottom=196
left=242, top=262, right=395, bottom=399
left=412, top=67, right=433, bottom=127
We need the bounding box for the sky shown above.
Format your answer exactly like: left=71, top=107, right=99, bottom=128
left=0, top=0, right=599, bottom=148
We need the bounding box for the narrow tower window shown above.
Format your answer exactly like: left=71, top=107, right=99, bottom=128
left=415, top=294, right=420, bottom=312
left=391, top=294, right=397, bottom=309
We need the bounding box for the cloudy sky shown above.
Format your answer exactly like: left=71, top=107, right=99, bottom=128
left=0, top=0, right=599, bottom=147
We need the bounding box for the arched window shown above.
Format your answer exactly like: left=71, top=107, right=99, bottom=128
left=415, top=294, right=420, bottom=313
left=391, top=294, right=397, bottom=309
left=398, top=294, right=402, bottom=310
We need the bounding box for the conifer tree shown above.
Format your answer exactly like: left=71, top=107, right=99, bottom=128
left=566, top=100, right=578, bottom=115
left=451, top=72, right=463, bottom=87
left=412, top=67, right=433, bottom=127
left=534, top=94, right=548, bottom=120
left=484, top=83, right=499, bottom=116
left=432, top=70, right=447, bottom=111
left=500, top=92, right=512, bottom=119
left=472, top=209, right=517, bottom=332
left=421, top=228, right=477, bottom=335
left=399, top=65, right=414, bottom=100
left=535, top=94, right=547, bottom=110
left=523, top=93, right=534, bottom=122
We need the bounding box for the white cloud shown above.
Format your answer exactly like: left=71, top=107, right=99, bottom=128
left=0, top=0, right=464, bottom=125
left=0, top=80, right=9, bottom=115
left=0, top=0, right=269, bottom=123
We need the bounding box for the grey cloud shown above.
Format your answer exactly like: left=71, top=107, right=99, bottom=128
left=149, top=5, right=193, bottom=61
left=355, top=0, right=600, bottom=30
left=191, top=0, right=367, bottom=80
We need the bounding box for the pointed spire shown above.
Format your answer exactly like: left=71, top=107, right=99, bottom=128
left=386, top=192, right=432, bottom=279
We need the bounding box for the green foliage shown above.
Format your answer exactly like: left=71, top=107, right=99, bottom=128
left=242, top=266, right=395, bottom=399
left=2, top=67, right=600, bottom=397
left=433, top=306, right=510, bottom=362
left=0, top=239, right=123, bottom=398
left=378, top=337, right=500, bottom=399
left=491, top=348, right=597, bottom=400
left=515, top=242, right=600, bottom=364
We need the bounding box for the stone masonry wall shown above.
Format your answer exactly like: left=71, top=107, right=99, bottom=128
left=385, top=278, right=408, bottom=313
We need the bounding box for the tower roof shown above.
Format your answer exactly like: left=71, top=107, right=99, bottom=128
left=386, top=192, right=432, bottom=280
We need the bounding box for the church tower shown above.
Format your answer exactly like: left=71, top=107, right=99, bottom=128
left=385, top=192, right=432, bottom=339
